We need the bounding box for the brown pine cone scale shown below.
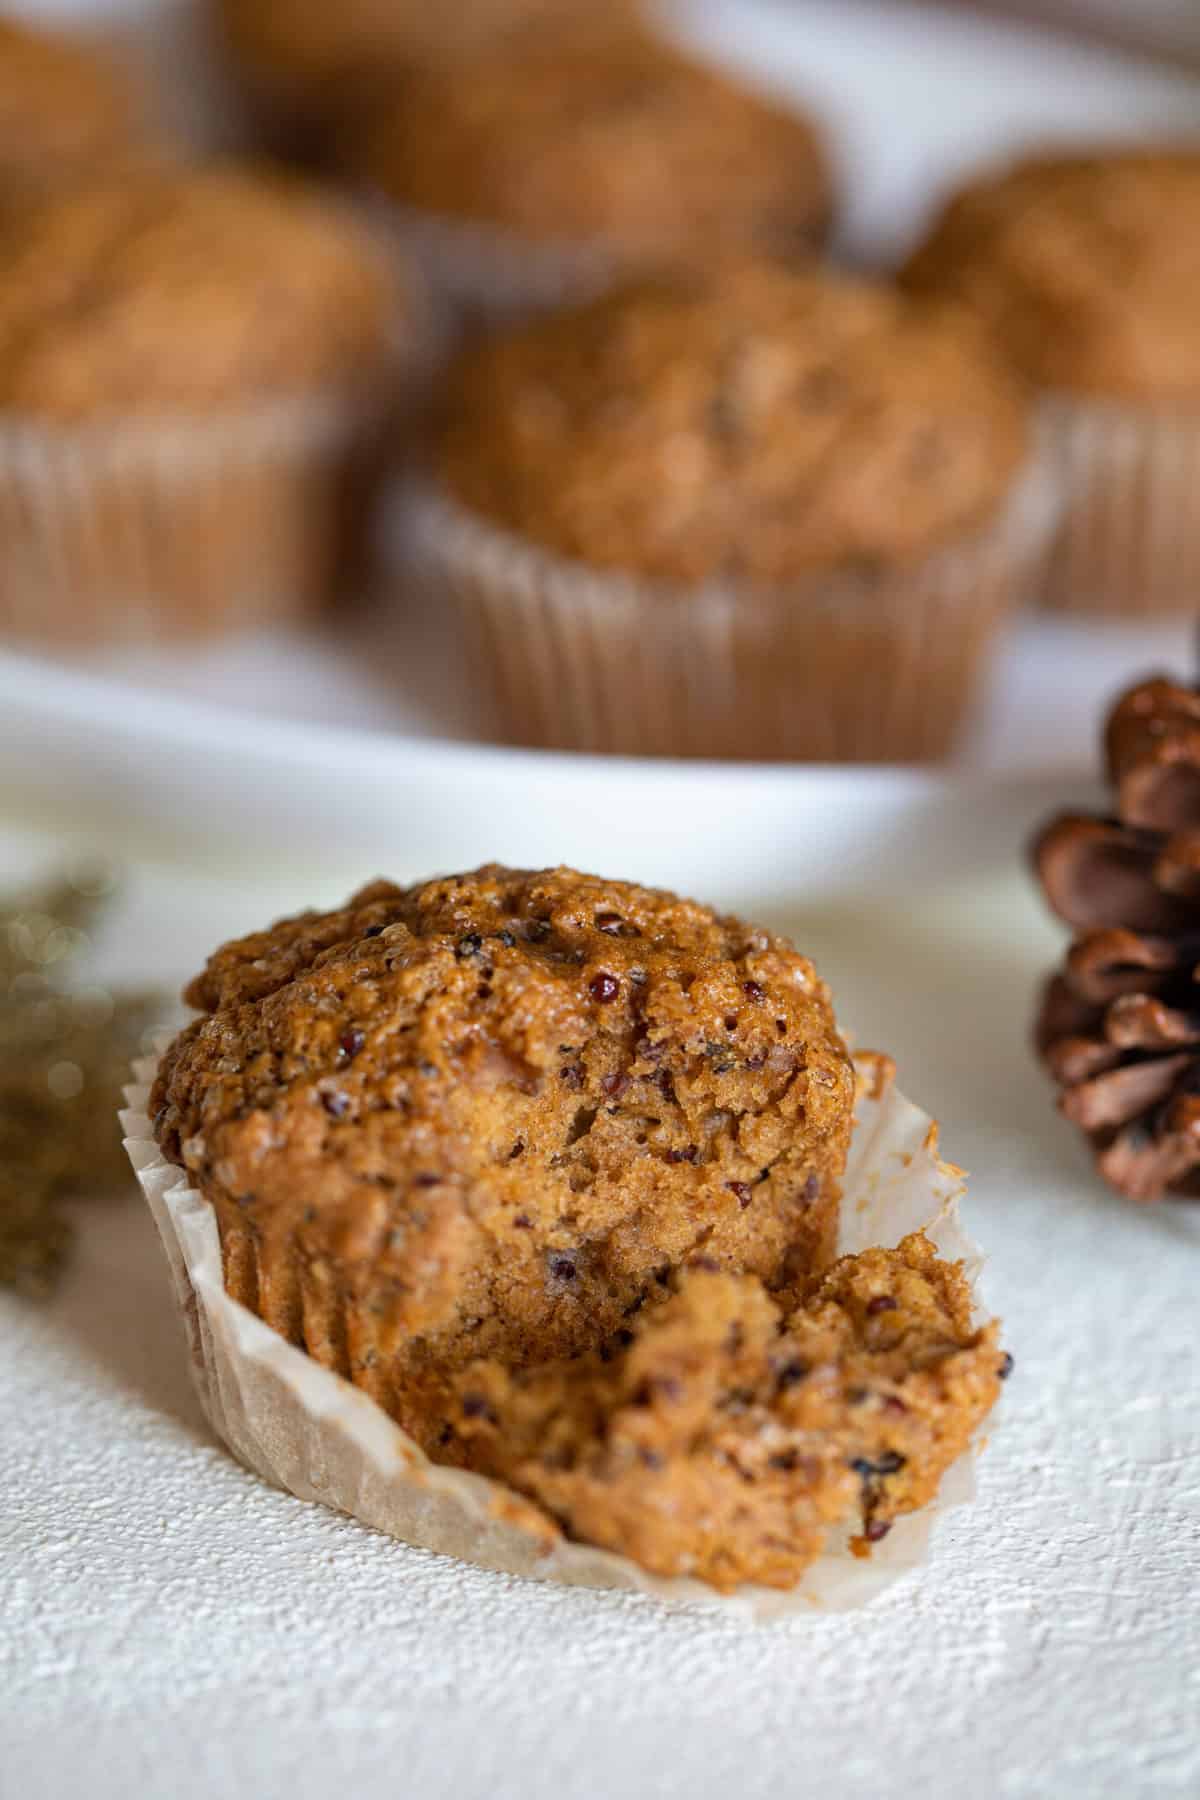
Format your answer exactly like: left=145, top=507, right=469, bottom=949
left=1033, top=674, right=1200, bottom=1202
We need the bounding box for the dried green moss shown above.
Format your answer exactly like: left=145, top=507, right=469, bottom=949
left=0, top=870, right=167, bottom=1297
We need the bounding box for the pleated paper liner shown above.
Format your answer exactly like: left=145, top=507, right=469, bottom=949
left=1037, top=395, right=1200, bottom=616
left=0, top=399, right=366, bottom=646
left=389, top=462, right=1059, bottom=762
left=363, top=195, right=622, bottom=333
left=358, top=166, right=833, bottom=337
left=123, top=1047, right=994, bottom=1621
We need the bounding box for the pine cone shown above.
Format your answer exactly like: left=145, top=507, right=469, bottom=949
left=1032, top=675, right=1200, bottom=1202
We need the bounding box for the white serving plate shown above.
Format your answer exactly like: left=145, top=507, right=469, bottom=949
left=0, top=638, right=1115, bottom=908
left=1, top=0, right=1196, bottom=815
left=3, top=771, right=1198, bottom=1800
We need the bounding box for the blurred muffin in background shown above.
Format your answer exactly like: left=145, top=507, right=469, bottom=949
left=214, top=0, right=647, bottom=154
left=336, top=34, right=832, bottom=323
left=904, top=146, right=1200, bottom=617
left=395, top=262, right=1047, bottom=762
left=0, top=164, right=417, bottom=646
left=0, top=14, right=156, bottom=202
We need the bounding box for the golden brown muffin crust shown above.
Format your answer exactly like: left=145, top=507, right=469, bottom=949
left=0, top=18, right=151, bottom=198
left=152, top=866, right=855, bottom=1447
left=217, top=0, right=647, bottom=118
left=453, top=1233, right=1005, bottom=1590
left=338, top=35, right=830, bottom=266
left=0, top=166, right=395, bottom=419
left=903, top=147, right=1200, bottom=402
left=437, top=264, right=1029, bottom=585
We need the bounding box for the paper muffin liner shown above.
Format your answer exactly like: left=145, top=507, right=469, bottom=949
left=0, top=393, right=381, bottom=647
left=365, top=195, right=625, bottom=333
left=123, top=1048, right=994, bottom=1621
left=390, top=463, right=1058, bottom=762
left=1036, top=394, right=1200, bottom=617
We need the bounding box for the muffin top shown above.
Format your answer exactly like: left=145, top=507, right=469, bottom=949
left=0, top=166, right=396, bottom=420
left=437, top=263, right=1030, bottom=586
left=216, top=0, right=646, bottom=121
left=338, top=35, right=830, bottom=265
left=903, top=147, right=1200, bottom=402
left=0, top=17, right=152, bottom=199
left=152, top=866, right=855, bottom=1447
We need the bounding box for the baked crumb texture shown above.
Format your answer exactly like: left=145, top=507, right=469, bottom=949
left=0, top=18, right=151, bottom=200
left=437, top=263, right=1028, bottom=586
left=338, top=35, right=830, bottom=270
left=0, top=165, right=394, bottom=420
left=152, top=867, right=1003, bottom=1590
left=216, top=0, right=647, bottom=127
left=903, top=148, right=1200, bottom=403
left=453, top=1235, right=1003, bottom=1591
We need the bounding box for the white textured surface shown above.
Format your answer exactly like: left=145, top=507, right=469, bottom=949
left=2, top=806, right=1199, bottom=1799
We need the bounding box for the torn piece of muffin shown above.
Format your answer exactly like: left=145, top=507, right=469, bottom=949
left=451, top=1234, right=1006, bottom=1592
left=151, top=866, right=855, bottom=1449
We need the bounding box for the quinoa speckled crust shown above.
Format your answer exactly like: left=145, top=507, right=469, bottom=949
left=0, top=166, right=395, bottom=419
left=152, top=867, right=855, bottom=1448
left=338, top=36, right=830, bottom=268
left=436, top=263, right=1029, bottom=585
left=453, top=1234, right=1006, bottom=1591
left=903, top=148, right=1200, bottom=402
left=0, top=19, right=151, bottom=200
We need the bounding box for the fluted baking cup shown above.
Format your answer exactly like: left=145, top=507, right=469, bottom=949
left=123, top=1049, right=993, bottom=1621
left=365, top=197, right=623, bottom=330
left=391, top=464, right=1058, bottom=761
left=1037, top=395, right=1200, bottom=617
left=0, top=398, right=372, bottom=645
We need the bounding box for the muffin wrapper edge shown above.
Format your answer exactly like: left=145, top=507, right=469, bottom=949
left=390, top=463, right=1059, bottom=761
left=0, top=397, right=371, bottom=646
left=365, top=194, right=621, bottom=329
left=122, top=1049, right=992, bottom=1621
left=1037, top=394, right=1200, bottom=617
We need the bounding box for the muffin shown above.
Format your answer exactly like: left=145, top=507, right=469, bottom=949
left=151, top=866, right=856, bottom=1446
left=146, top=865, right=1006, bottom=1592
left=904, top=147, right=1200, bottom=616
left=336, top=34, right=832, bottom=322
left=0, top=16, right=154, bottom=203
left=398, top=263, right=1046, bottom=761
left=0, top=164, right=413, bottom=645
left=214, top=0, right=647, bottom=155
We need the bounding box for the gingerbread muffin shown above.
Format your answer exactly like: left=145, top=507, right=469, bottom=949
left=336, top=35, right=831, bottom=321
left=0, top=164, right=413, bottom=644
left=146, top=866, right=1009, bottom=1594
left=214, top=0, right=646, bottom=154
left=151, top=867, right=856, bottom=1447
left=904, top=147, right=1200, bottom=615
left=398, top=262, right=1046, bottom=760
left=0, top=17, right=154, bottom=203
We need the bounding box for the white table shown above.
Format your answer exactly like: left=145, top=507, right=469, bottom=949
left=3, top=776, right=1199, bottom=1800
